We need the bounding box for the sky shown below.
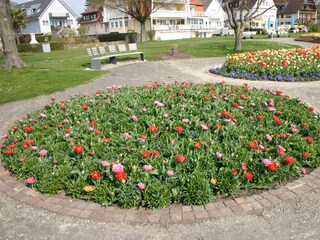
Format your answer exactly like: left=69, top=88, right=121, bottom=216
left=12, top=0, right=87, bottom=16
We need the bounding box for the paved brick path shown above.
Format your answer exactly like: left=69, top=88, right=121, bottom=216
left=0, top=38, right=319, bottom=225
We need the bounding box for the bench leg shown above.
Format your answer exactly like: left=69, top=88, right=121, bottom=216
left=91, top=59, right=102, bottom=70
left=140, top=53, right=144, bottom=61
left=109, top=57, right=117, bottom=64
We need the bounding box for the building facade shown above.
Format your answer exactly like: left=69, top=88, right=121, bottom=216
left=102, top=0, right=225, bottom=40
left=78, top=7, right=106, bottom=35
left=274, top=0, right=317, bottom=29
left=15, top=0, right=78, bottom=35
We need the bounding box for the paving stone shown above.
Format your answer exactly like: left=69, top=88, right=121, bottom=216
left=192, top=205, right=205, bottom=211
left=207, top=208, right=220, bottom=218
left=240, top=203, right=253, bottom=212
left=45, top=197, right=63, bottom=204
left=258, top=198, right=272, bottom=207
left=212, top=201, right=225, bottom=209
left=223, top=199, right=237, bottom=207
left=260, top=191, right=273, bottom=199
left=264, top=195, right=281, bottom=204
left=194, top=210, right=209, bottom=219
left=311, top=178, right=320, bottom=186
left=219, top=207, right=234, bottom=217
left=305, top=181, right=318, bottom=189
left=269, top=189, right=284, bottom=196
left=250, top=201, right=263, bottom=210
left=277, top=191, right=297, bottom=201
left=89, top=209, right=114, bottom=221
left=234, top=197, right=246, bottom=204
left=169, top=205, right=182, bottom=213
left=182, top=205, right=192, bottom=212
left=47, top=204, right=66, bottom=213
left=230, top=205, right=245, bottom=215
left=147, top=213, right=161, bottom=223
left=182, top=211, right=195, bottom=221
left=110, top=213, right=126, bottom=222
left=204, top=202, right=217, bottom=211
left=244, top=196, right=256, bottom=203
left=251, top=194, right=263, bottom=201
left=22, top=188, right=41, bottom=198
left=84, top=202, right=100, bottom=210
left=159, top=213, right=171, bottom=223
left=170, top=212, right=182, bottom=222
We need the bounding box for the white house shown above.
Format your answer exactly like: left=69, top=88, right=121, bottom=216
left=15, top=0, right=78, bottom=35
left=223, top=0, right=277, bottom=32
left=101, top=0, right=225, bottom=40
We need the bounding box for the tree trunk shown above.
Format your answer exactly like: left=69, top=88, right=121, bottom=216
left=140, top=21, right=146, bottom=42
left=0, top=0, right=25, bottom=70
left=234, top=27, right=243, bottom=51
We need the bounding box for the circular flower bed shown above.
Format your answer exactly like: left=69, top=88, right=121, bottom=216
left=1, top=82, right=320, bottom=209
left=210, top=46, right=320, bottom=81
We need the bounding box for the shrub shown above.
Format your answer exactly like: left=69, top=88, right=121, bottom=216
left=146, top=30, right=156, bottom=40
left=309, top=24, right=320, bottom=33
left=97, top=32, right=125, bottom=42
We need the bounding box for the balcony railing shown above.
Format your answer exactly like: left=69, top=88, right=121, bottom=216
left=152, top=10, right=187, bottom=18
left=190, top=12, right=207, bottom=17
left=153, top=24, right=221, bottom=31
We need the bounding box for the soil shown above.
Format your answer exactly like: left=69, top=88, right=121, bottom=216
left=156, top=52, right=193, bottom=59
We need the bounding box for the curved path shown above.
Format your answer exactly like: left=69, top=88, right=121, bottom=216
left=0, top=38, right=320, bottom=240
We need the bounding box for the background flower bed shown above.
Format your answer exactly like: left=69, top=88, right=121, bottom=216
left=1, top=82, right=319, bottom=209
left=210, top=46, right=320, bottom=81
left=295, top=33, right=320, bottom=44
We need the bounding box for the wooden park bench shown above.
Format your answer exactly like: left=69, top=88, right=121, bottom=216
left=87, top=43, right=144, bottom=70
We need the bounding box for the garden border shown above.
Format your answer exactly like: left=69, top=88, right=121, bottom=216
left=1, top=161, right=319, bottom=223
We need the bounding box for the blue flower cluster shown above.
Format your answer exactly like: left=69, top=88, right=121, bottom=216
left=209, top=67, right=320, bottom=82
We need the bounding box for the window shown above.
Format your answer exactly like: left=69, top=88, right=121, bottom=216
left=160, top=20, right=166, bottom=25
left=115, top=22, right=118, bottom=28
left=119, top=21, right=123, bottom=27
left=111, top=22, right=114, bottom=28
left=125, top=21, right=128, bottom=27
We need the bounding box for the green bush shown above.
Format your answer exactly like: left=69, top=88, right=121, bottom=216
left=309, top=24, right=320, bottom=33
left=97, top=32, right=126, bottom=42
left=17, top=42, right=64, bottom=52
left=17, top=44, right=42, bottom=53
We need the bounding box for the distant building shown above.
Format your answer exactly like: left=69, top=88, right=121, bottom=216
left=223, top=0, right=277, bottom=31
left=14, top=0, right=78, bottom=35
left=102, top=0, right=225, bottom=40
left=274, top=0, right=318, bottom=28
left=78, top=7, right=106, bottom=35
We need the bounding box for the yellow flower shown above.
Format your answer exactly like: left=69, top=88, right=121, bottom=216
left=210, top=178, right=218, bottom=185
left=83, top=185, right=95, bottom=193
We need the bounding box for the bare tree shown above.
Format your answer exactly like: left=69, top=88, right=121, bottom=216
left=0, top=0, right=25, bottom=70
left=104, top=0, right=164, bottom=42
left=222, top=0, right=279, bottom=51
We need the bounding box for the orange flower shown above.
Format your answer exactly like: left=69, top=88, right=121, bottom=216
left=83, top=186, right=95, bottom=193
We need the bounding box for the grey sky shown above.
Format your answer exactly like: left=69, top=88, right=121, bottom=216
left=12, top=0, right=87, bottom=17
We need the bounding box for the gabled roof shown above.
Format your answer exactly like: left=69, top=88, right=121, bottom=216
left=201, top=0, right=216, bottom=11
left=190, top=0, right=204, bottom=6
left=81, top=7, right=101, bottom=15
left=15, top=0, right=78, bottom=20
left=274, top=0, right=316, bottom=14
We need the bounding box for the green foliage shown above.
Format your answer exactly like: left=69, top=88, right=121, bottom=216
left=309, top=24, right=320, bottom=33
left=97, top=32, right=126, bottom=42
left=1, top=82, right=319, bottom=209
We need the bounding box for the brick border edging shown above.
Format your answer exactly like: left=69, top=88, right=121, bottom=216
left=1, top=161, right=319, bottom=224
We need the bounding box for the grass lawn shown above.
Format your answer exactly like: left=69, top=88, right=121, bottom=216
left=0, top=36, right=301, bottom=105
